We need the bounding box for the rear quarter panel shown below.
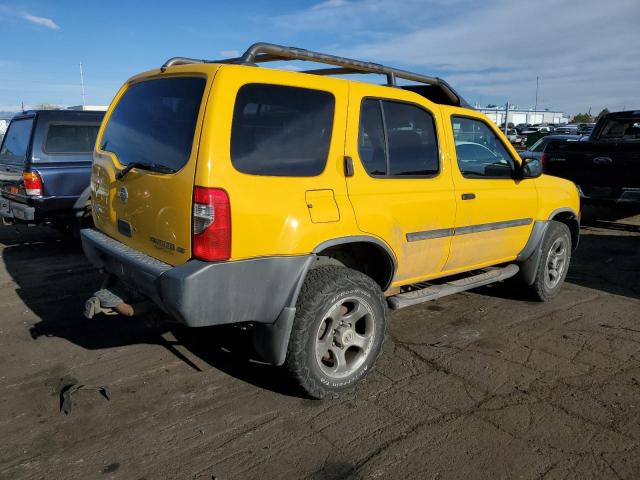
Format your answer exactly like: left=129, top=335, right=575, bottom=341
left=196, top=65, right=360, bottom=261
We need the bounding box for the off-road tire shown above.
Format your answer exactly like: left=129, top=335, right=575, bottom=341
left=285, top=265, right=387, bottom=399
left=528, top=221, right=572, bottom=301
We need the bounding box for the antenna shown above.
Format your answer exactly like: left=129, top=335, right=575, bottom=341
left=79, top=61, right=86, bottom=107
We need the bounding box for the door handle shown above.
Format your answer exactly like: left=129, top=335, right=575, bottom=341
left=461, top=193, right=476, bottom=200
left=344, top=156, right=354, bottom=177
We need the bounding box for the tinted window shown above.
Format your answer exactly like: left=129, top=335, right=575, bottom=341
left=384, top=101, right=438, bottom=176
left=530, top=137, right=549, bottom=152
left=44, top=124, right=100, bottom=154
left=358, top=99, right=439, bottom=177
left=358, top=100, right=386, bottom=175
left=451, top=116, right=515, bottom=178
left=231, top=84, right=335, bottom=176
left=0, top=118, right=34, bottom=163
left=101, top=77, right=206, bottom=170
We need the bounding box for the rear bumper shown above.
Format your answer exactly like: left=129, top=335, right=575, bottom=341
left=80, top=228, right=313, bottom=328
left=0, top=194, right=78, bottom=223
left=1, top=196, right=35, bottom=221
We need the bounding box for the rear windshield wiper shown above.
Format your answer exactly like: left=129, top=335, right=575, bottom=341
left=115, top=162, right=177, bottom=180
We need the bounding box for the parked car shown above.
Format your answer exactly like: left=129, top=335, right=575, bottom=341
left=520, top=134, right=583, bottom=161
left=81, top=42, right=580, bottom=398
left=577, top=123, right=596, bottom=135
left=506, top=128, right=526, bottom=146
left=0, top=109, right=104, bottom=235
left=515, top=123, right=531, bottom=134
left=523, top=125, right=552, bottom=134
left=554, top=124, right=578, bottom=135
left=542, top=111, right=640, bottom=203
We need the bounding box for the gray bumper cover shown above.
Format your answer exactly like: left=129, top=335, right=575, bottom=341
left=80, top=228, right=313, bottom=361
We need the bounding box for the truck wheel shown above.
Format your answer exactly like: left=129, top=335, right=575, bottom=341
left=528, top=221, right=571, bottom=301
left=285, top=265, right=387, bottom=399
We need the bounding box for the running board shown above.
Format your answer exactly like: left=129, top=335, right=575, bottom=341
left=388, top=264, right=520, bottom=310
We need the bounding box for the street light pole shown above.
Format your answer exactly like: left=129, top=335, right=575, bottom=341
left=79, top=61, right=86, bottom=107
left=534, top=76, right=539, bottom=121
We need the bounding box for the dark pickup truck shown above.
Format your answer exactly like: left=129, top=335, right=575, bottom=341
left=541, top=111, right=640, bottom=204
left=0, top=109, right=104, bottom=234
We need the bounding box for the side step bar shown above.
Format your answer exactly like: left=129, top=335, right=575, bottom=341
left=388, top=264, right=519, bottom=310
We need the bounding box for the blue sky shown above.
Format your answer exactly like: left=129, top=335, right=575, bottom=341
left=1, top=0, right=638, bottom=114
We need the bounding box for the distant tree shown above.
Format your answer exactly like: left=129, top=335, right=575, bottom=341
left=486, top=103, right=497, bottom=108
left=570, top=113, right=593, bottom=123
left=596, top=108, right=610, bottom=120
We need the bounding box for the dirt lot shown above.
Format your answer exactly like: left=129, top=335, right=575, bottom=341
left=1, top=206, right=639, bottom=480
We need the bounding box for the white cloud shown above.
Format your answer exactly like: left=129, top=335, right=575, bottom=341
left=219, top=49, right=240, bottom=58
left=312, top=0, right=349, bottom=10
left=23, top=14, right=59, bottom=30
left=272, top=0, right=640, bottom=114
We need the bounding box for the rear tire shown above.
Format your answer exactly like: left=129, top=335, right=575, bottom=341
left=528, top=221, right=571, bottom=301
left=285, top=266, right=387, bottom=399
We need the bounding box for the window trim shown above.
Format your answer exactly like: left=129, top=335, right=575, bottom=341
left=229, top=82, right=337, bottom=178
left=450, top=114, right=520, bottom=180
left=357, top=96, right=441, bottom=180
left=41, top=121, right=102, bottom=156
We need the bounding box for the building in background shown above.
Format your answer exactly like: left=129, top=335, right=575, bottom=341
left=477, top=105, right=569, bottom=125
left=0, top=114, right=13, bottom=144
left=67, top=105, right=108, bottom=111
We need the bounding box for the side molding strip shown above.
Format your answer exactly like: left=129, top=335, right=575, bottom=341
left=406, top=218, right=533, bottom=242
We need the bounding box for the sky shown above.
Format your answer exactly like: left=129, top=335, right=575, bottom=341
left=0, top=0, right=638, bottom=115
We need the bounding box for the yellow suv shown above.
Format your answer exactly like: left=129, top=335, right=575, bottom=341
left=81, top=43, right=580, bottom=398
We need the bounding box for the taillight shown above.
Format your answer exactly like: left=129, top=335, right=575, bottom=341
left=192, top=187, right=231, bottom=261
left=540, top=153, right=549, bottom=170
left=22, top=171, right=43, bottom=196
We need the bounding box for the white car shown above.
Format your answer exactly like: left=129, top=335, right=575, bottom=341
left=506, top=128, right=526, bottom=145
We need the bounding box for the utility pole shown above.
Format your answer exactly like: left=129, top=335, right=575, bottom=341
left=534, top=76, right=539, bottom=120
left=504, top=101, right=510, bottom=135
left=79, top=61, right=86, bottom=107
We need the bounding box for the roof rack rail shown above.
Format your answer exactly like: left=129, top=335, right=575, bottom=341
left=161, top=42, right=467, bottom=107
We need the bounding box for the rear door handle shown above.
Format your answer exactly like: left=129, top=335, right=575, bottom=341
left=461, top=193, right=476, bottom=200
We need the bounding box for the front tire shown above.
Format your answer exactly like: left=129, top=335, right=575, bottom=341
left=285, top=266, right=387, bottom=399
left=528, top=221, right=572, bottom=301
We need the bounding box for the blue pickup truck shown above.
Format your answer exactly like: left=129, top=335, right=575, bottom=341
left=0, top=109, right=104, bottom=235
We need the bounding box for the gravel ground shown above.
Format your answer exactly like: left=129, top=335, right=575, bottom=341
left=0, top=205, right=639, bottom=480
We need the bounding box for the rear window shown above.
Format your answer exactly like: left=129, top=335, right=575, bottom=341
left=0, top=118, right=34, bottom=164
left=44, top=124, right=100, bottom=154
left=100, top=77, right=206, bottom=170
left=230, top=84, right=335, bottom=176
left=530, top=137, right=549, bottom=152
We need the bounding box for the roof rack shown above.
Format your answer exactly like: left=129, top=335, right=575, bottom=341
left=161, top=42, right=467, bottom=107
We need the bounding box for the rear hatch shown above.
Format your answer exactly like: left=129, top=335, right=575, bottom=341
left=0, top=115, right=36, bottom=200
left=92, top=72, right=213, bottom=265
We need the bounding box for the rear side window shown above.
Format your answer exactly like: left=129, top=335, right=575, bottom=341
left=0, top=118, right=34, bottom=163
left=101, top=77, right=206, bottom=170
left=358, top=99, right=439, bottom=177
left=231, top=84, right=335, bottom=176
left=44, top=124, right=100, bottom=154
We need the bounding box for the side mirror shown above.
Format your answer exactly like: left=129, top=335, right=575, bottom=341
left=521, top=157, right=543, bottom=178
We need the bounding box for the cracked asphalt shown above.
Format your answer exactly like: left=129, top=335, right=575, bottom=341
left=0, top=205, right=639, bottom=480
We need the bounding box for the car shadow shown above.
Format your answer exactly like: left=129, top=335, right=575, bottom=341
left=474, top=204, right=640, bottom=301
left=1, top=225, right=305, bottom=398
